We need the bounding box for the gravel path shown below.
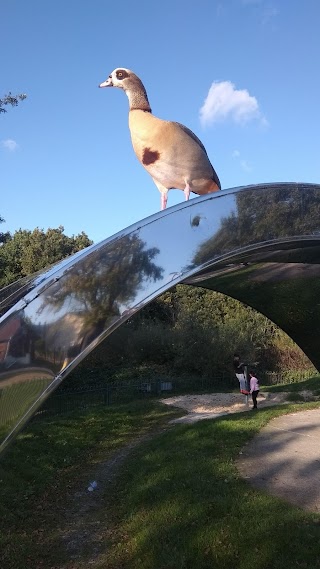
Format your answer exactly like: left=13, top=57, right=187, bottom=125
left=160, top=391, right=290, bottom=423
left=236, top=408, right=320, bottom=513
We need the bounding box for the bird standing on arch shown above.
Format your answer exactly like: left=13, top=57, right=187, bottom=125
left=99, top=68, right=221, bottom=210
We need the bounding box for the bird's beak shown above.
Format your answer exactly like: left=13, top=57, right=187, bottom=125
left=99, top=77, right=113, bottom=88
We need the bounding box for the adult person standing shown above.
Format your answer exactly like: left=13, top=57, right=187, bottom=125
left=233, top=354, right=249, bottom=394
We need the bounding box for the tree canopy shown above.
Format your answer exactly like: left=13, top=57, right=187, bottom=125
left=0, top=92, right=27, bottom=114
left=0, top=226, right=92, bottom=287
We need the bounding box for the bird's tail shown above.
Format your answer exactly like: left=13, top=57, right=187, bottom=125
left=211, top=168, right=221, bottom=191
left=200, top=179, right=221, bottom=194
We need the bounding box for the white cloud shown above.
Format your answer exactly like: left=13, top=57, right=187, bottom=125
left=1, top=139, right=19, bottom=151
left=241, top=0, right=279, bottom=27
left=216, top=3, right=224, bottom=16
left=232, top=149, right=253, bottom=172
left=240, top=159, right=252, bottom=172
left=261, top=6, right=279, bottom=26
left=200, top=81, right=266, bottom=127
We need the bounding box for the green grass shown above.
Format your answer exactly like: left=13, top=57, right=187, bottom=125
left=105, top=402, right=320, bottom=569
left=0, top=400, right=183, bottom=569
left=261, top=375, right=320, bottom=394
left=1, top=398, right=320, bottom=568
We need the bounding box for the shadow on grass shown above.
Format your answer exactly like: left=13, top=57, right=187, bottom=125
left=1, top=402, right=320, bottom=569
left=104, top=404, right=320, bottom=569
left=262, top=375, right=320, bottom=394
left=0, top=400, right=183, bottom=569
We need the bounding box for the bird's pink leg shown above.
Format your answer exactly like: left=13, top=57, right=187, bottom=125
left=184, top=182, right=191, bottom=201
left=155, top=182, right=168, bottom=210
left=161, top=192, right=168, bottom=210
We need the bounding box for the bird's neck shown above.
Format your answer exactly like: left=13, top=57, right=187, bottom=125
left=125, top=78, right=152, bottom=112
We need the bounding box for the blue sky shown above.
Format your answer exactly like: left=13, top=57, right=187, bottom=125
left=1, top=0, right=319, bottom=244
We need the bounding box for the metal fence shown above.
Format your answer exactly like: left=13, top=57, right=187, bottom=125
left=35, top=368, right=317, bottom=419
left=36, top=372, right=235, bottom=418
left=263, top=369, right=316, bottom=385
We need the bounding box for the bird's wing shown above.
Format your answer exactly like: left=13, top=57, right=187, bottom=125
left=172, top=122, right=209, bottom=156
left=172, top=121, right=221, bottom=189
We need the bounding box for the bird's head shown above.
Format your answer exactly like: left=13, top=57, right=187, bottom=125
left=99, top=68, right=133, bottom=90
left=99, top=68, right=151, bottom=112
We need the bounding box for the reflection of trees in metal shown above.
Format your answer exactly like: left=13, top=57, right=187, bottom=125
left=41, top=234, right=164, bottom=346
left=0, top=235, right=164, bottom=447
left=0, top=276, right=34, bottom=318
left=192, top=186, right=320, bottom=266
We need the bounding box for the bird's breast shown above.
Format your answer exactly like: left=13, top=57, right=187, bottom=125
left=129, top=111, right=163, bottom=158
left=128, top=110, right=215, bottom=191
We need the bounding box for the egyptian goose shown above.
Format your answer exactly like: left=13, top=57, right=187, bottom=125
left=99, top=68, right=221, bottom=210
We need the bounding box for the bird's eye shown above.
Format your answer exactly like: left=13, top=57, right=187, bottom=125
left=116, top=69, right=127, bottom=80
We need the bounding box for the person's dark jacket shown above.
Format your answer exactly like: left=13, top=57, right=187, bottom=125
left=233, top=357, right=244, bottom=374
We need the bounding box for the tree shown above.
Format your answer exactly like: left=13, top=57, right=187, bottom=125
left=80, top=281, right=313, bottom=384
left=0, top=92, right=27, bottom=114
left=0, top=226, right=92, bottom=287
left=0, top=215, right=10, bottom=245
left=0, top=215, right=9, bottom=283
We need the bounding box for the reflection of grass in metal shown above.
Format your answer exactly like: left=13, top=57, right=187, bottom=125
left=0, top=377, right=50, bottom=430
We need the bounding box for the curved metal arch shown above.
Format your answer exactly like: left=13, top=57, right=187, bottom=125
left=1, top=182, right=320, bottom=452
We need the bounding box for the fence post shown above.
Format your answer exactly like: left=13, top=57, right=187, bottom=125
left=244, top=365, right=249, bottom=405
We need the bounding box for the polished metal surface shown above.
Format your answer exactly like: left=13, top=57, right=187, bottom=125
left=1, top=182, right=320, bottom=453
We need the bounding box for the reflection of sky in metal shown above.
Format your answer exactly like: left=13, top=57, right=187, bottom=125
left=26, top=192, right=237, bottom=321
left=25, top=293, right=83, bottom=326
left=129, top=192, right=237, bottom=303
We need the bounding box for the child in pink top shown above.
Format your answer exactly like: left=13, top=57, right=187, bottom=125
left=249, top=372, right=260, bottom=409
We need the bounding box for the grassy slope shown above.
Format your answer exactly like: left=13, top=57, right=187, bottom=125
left=105, top=402, right=320, bottom=569
left=0, top=400, right=182, bottom=569
left=1, top=398, right=320, bottom=568
left=261, top=375, right=320, bottom=394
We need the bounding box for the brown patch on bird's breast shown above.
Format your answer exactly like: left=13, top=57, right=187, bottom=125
left=142, top=148, right=160, bottom=165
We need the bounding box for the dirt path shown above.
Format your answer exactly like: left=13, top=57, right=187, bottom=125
left=160, top=391, right=290, bottom=423
left=59, top=426, right=171, bottom=566
left=58, top=392, right=292, bottom=565
left=236, top=408, right=320, bottom=513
